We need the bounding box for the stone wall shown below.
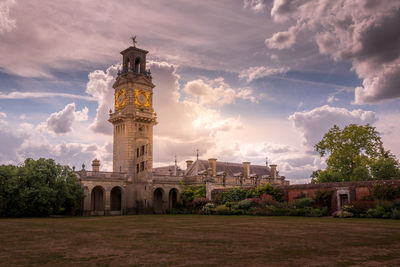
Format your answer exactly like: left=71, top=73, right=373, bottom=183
left=210, top=179, right=400, bottom=212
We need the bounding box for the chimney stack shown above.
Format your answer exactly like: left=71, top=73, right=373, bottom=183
left=92, top=159, right=100, bottom=172
left=186, top=160, right=193, bottom=170
left=242, top=162, right=250, bottom=179
left=208, top=158, right=217, bottom=177
left=270, top=164, right=277, bottom=180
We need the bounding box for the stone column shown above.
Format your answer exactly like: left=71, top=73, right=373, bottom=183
left=105, top=190, right=111, bottom=215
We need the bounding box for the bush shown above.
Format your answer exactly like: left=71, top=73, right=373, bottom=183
left=216, top=188, right=247, bottom=204
left=254, top=193, right=281, bottom=208
left=293, top=197, right=314, bottom=208
left=247, top=183, right=284, bottom=202
left=348, top=200, right=375, bottom=215
left=315, top=190, right=334, bottom=210
left=215, top=205, right=229, bottom=215
left=237, top=199, right=253, bottom=210
left=180, top=185, right=206, bottom=206
left=339, top=211, right=354, bottom=218
left=367, top=206, right=385, bottom=218
left=374, top=200, right=394, bottom=212
left=370, top=183, right=399, bottom=200
left=201, top=203, right=216, bottom=215
left=193, top=198, right=209, bottom=209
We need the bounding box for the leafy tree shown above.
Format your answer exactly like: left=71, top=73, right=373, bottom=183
left=0, top=158, right=84, bottom=217
left=313, top=124, right=400, bottom=183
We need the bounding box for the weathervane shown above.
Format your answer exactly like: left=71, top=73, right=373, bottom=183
left=131, top=36, right=137, bottom=47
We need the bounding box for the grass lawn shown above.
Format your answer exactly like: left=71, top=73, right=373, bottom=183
left=0, top=215, right=400, bottom=266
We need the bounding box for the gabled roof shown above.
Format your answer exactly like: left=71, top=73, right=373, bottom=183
left=184, top=160, right=271, bottom=178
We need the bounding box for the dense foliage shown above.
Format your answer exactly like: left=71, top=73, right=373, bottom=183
left=312, top=124, right=400, bottom=183
left=0, top=158, right=84, bottom=217
left=179, top=185, right=206, bottom=206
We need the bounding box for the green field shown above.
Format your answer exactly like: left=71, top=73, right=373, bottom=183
left=0, top=215, right=400, bottom=266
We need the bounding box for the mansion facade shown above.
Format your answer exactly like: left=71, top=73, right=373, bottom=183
left=76, top=43, right=289, bottom=215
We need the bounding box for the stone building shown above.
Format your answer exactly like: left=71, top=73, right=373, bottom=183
left=76, top=42, right=289, bottom=215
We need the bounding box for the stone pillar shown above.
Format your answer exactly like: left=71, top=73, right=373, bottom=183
left=92, top=159, right=100, bottom=172
left=105, top=190, right=111, bottom=215
left=186, top=160, right=193, bottom=170
left=208, top=158, right=217, bottom=177
left=243, top=162, right=250, bottom=179
left=270, top=164, right=277, bottom=180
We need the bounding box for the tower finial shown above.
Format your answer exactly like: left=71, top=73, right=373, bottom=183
left=196, top=149, right=199, bottom=161
left=265, top=156, right=268, bottom=166
left=131, top=36, right=137, bottom=47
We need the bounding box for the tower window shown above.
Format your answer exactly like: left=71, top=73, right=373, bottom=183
left=136, top=164, right=139, bottom=173
left=140, top=145, right=145, bottom=156
left=136, top=148, right=139, bottom=158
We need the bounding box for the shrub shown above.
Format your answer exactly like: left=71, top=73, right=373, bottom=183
left=192, top=198, right=209, bottom=209
left=225, top=201, right=238, bottom=209
left=237, top=199, right=253, bottom=210
left=293, top=197, right=314, bottom=208
left=339, top=211, right=354, bottom=218
left=315, top=190, right=334, bottom=210
left=349, top=200, right=375, bottom=215
left=217, top=188, right=247, bottom=204
left=374, top=200, right=394, bottom=212
left=215, top=205, right=229, bottom=215
left=294, top=192, right=306, bottom=200
left=180, top=185, right=206, bottom=206
left=370, top=183, right=398, bottom=200
left=247, top=183, right=284, bottom=202
left=367, top=206, right=385, bottom=218
left=202, top=203, right=216, bottom=215
left=253, top=193, right=281, bottom=208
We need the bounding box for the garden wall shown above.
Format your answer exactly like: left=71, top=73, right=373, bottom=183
left=211, top=179, right=400, bottom=212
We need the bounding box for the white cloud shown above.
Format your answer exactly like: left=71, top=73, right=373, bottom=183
left=289, top=105, right=378, bottom=148
left=265, top=25, right=298, bottom=50
left=0, top=0, right=16, bottom=34
left=46, top=103, right=88, bottom=134
left=243, top=0, right=265, bottom=13
left=183, top=78, right=256, bottom=107
left=267, top=0, right=400, bottom=104
left=0, top=112, right=6, bottom=118
left=239, top=66, right=289, bottom=82
left=86, top=64, right=119, bottom=135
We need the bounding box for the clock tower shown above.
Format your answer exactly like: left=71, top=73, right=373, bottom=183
left=109, top=41, right=157, bottom=181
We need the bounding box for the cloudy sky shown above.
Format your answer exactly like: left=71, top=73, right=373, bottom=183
left=1, top=0, right=399, bottom=183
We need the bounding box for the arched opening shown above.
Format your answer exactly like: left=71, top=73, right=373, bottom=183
left=125, top=58, right=130, bottom=72
left=153, top=188, right=163, bottom=213
left=135, top=57, right=141, bottom=73
left=91, top=186, right=105, bottom=212
left=169, top=188, right=178, bottom=209
left=111, top=187, right=122, bottom=211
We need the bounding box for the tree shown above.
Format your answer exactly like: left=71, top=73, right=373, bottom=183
left=0, top=158, right=84, bottom=217
left=313, top=124, right=400, bottom=183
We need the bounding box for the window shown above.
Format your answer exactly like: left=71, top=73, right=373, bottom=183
left=136, top=148, right=139, bottom=158
left=140, top=145, right=145, bottom=156
left=136, top=164, right=139, bottom=174
left=140, top=161, right=145, bottom=172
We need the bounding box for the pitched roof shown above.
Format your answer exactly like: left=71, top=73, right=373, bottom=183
left=184, top=160, right=271, bottom=178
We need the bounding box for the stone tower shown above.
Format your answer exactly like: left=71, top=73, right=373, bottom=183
left=108, top=42, right=157, bottom=181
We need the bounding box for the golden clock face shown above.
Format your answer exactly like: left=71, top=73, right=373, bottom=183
left=115, top=89, right=126, bottom=108
left=134, top=89, right=150, bottom=108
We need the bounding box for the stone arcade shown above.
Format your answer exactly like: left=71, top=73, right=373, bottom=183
left=76, top=43, right=289, bottom=215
